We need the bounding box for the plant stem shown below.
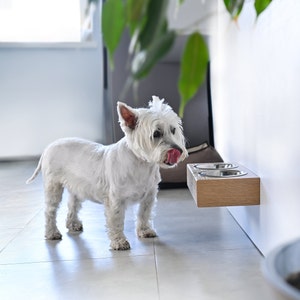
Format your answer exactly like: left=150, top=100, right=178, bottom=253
left=119, top=76, right=133, bottom=101
left=179, top=100, right=185, bottom=119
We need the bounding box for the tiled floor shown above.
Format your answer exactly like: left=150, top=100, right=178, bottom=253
left=0, top=160, right=273, bottom=300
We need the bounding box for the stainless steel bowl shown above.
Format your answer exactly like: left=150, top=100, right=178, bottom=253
left=198, top=169, right=247, bottom=178
left=194, top=162, right=238, bottom=170
left=263, top=238, right=300, bottom=299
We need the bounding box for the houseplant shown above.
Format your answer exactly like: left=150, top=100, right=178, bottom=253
left=96, top=0, right=272, bottom=117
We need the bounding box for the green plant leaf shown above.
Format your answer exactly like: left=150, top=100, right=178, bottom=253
left=102, top=0, right=126, bottom=69
left=254, top=0, right=272, bottom=17
left=178, top=32, right=209, bottom=118
left=138, top=0, right=169, bottom=50
left=132, top=30, right=176, bottom=79
left=126, top=0, right=149, bottom=35
left=223, top=0, right=245, bottom=20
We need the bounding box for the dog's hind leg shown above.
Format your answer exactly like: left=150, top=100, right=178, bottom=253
left=44, top=181, right=63, bottom=240
left=136, top=192, right=157, bottom=238
left=66, top=193, right=83, bottom=232
left=104, top=199, right=130, bottom=250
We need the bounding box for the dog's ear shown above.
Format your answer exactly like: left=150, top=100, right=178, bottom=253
left=117, top=102, right=137, bottom=130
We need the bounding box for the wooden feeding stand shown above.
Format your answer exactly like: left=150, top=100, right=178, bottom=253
left=187, top=163, right=260, bottom=207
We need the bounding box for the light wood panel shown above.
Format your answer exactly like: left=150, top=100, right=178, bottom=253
left=187, top=164, right=260, bottom=207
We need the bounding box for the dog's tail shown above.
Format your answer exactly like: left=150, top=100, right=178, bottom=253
left=26, top=153, right=43, bottom=184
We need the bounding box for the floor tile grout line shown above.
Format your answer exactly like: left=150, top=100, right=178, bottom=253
left=0, top=246, right=261, bottom=267
left=0, top=230, right=22, bottom=254
left=0, top=208, right=43, bottom=255
left=153, top=238, right=161, bottom=300
left=0, top=252, right=156, bottom=266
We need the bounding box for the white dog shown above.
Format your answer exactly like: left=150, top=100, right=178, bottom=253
left=26, top=96, right=188, bottom=250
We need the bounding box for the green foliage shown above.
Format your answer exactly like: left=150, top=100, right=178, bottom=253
left=254, top=0, right=272, bottom=17
left=137, top=0, right=169, bottom=50
left=132, top=30, right=176, bottom=79
left=101, top=0, right=126, bottom=69
left=223, top=0, right=272, bottom=20
left=126, top=0, right=149, bottom=35
left=179, top=33, right=209, bottom=118
left=130, top=0, right=174, bottom=79
left=223, top=0, right=245, bottom=20
left=100, top=0, right=273, bottom=117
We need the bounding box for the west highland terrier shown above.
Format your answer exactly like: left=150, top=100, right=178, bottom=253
left=26, top=96, right=188, bottom=250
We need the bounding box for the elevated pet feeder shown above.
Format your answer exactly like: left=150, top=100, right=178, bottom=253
left=187, top=163, right=260, bottom=207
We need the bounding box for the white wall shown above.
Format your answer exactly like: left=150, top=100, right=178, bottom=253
left=0, top=8, right=104, bottom=158
left=211, top=0, right=300, bottom=255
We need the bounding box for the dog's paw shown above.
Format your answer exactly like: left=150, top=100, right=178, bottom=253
left=66, top=220, right=83, bottom=232
left=137, top=228, right=157, bottom=238
left=45, top=230, right=62, bottom=240
left=110, top=238, right=131, bottom=251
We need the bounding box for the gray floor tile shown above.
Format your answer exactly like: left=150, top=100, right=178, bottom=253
left=0, top=161, right=274, bottom=300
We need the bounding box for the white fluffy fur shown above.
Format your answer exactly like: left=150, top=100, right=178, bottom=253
left=26, top=96, right=188, bottom=250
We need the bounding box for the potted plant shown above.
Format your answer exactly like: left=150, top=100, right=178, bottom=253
left=97, top=0, right=272, bottom=117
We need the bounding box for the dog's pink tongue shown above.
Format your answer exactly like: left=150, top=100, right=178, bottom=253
left=166, top=148, right=181, bottom=165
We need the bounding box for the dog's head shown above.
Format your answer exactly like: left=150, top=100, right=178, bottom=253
left=117, top=96, right=188, bottom=168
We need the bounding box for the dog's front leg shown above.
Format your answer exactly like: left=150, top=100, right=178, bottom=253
left=136, top=192, right=157, bottom=238
left=104, top=199, right=130, bottom=250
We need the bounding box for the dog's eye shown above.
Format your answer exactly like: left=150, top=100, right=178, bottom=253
left=153, top=130, right=162, bottom=138
left=171, top=127, right=176, bottom=135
